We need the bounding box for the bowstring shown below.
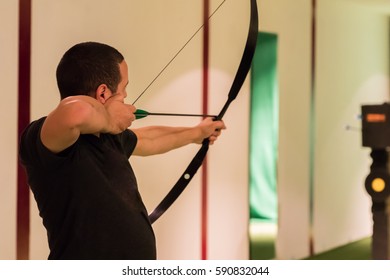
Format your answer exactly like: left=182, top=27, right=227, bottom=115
left=132, top=0, right=226, bottom=105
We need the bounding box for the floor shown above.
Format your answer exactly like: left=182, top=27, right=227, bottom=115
left=249, top=221, right=371, bottom=260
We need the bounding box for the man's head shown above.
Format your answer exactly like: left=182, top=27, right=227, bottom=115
left=56, top=42, right=125, bottom=99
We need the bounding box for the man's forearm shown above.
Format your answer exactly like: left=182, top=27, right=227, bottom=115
left=132, top=126, right=189, bottom=138
left=132, top=126, right=201, bottom=156
left=131, top=117, right=225, bottom=156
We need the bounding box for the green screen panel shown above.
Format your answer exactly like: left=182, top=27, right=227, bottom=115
left=249, top=32, right=278, bottom=222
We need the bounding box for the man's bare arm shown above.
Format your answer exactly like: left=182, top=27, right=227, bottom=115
left=132, top=118, right=226, bottom=156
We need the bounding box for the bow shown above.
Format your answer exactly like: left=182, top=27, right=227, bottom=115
left=147, top=0, right=259, bottom=224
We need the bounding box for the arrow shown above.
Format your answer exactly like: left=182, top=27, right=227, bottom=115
left=135, top=109, right=216, bottom=120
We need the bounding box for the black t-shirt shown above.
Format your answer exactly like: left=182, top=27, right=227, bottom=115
left=19, top=117, right=156, bottom=260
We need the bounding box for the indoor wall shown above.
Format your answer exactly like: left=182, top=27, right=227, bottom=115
left=1, top=0, right=389, bottom=260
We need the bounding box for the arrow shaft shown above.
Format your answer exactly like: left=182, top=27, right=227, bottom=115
left=146, top=112, right=215, bottom=117
left=135, top=109, right=216, bottom=119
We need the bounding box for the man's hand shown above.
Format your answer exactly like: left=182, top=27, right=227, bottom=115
left=103, top=93, right=136, bottom=134
left=195, top=117, right=226, bottom=145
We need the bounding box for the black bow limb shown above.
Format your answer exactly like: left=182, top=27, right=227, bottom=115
left=148, top=0, right=259, bottom=224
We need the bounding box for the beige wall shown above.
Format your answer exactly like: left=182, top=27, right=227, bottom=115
left=129, top=0, right=252, bottom=260
left=30, top=0, right=250, bottom=259
left=0, top=0, right=18, bottom=260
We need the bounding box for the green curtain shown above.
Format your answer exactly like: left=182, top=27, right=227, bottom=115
left=249, top=32, right=278, bottom=222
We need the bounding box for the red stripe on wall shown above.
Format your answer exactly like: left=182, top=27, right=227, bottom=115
left=201, top=0, right=210, bottom=260
left=309, top=0, right=317, bottom=257
left=17, top=0, right=31, bottom=260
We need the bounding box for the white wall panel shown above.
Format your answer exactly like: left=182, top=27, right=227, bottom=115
left=259, top=0, right=312, bottom=259
left=314, top=0, right=389, bottom=253
left=207, top=0, right=252, bottom=259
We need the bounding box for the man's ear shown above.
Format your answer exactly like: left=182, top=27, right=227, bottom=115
left=95, top=84, right=111, bottom=104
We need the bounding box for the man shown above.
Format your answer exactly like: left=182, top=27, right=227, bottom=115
left=19, top=42, right=225, bottom=260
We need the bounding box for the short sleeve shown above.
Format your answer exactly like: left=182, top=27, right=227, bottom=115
left=19, top=117, right=74, bottom=170
left=118, top=129, right=138, bottom=158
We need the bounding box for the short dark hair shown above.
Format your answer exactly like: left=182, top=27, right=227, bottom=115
left=56, top=42, right=124, bottom=99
